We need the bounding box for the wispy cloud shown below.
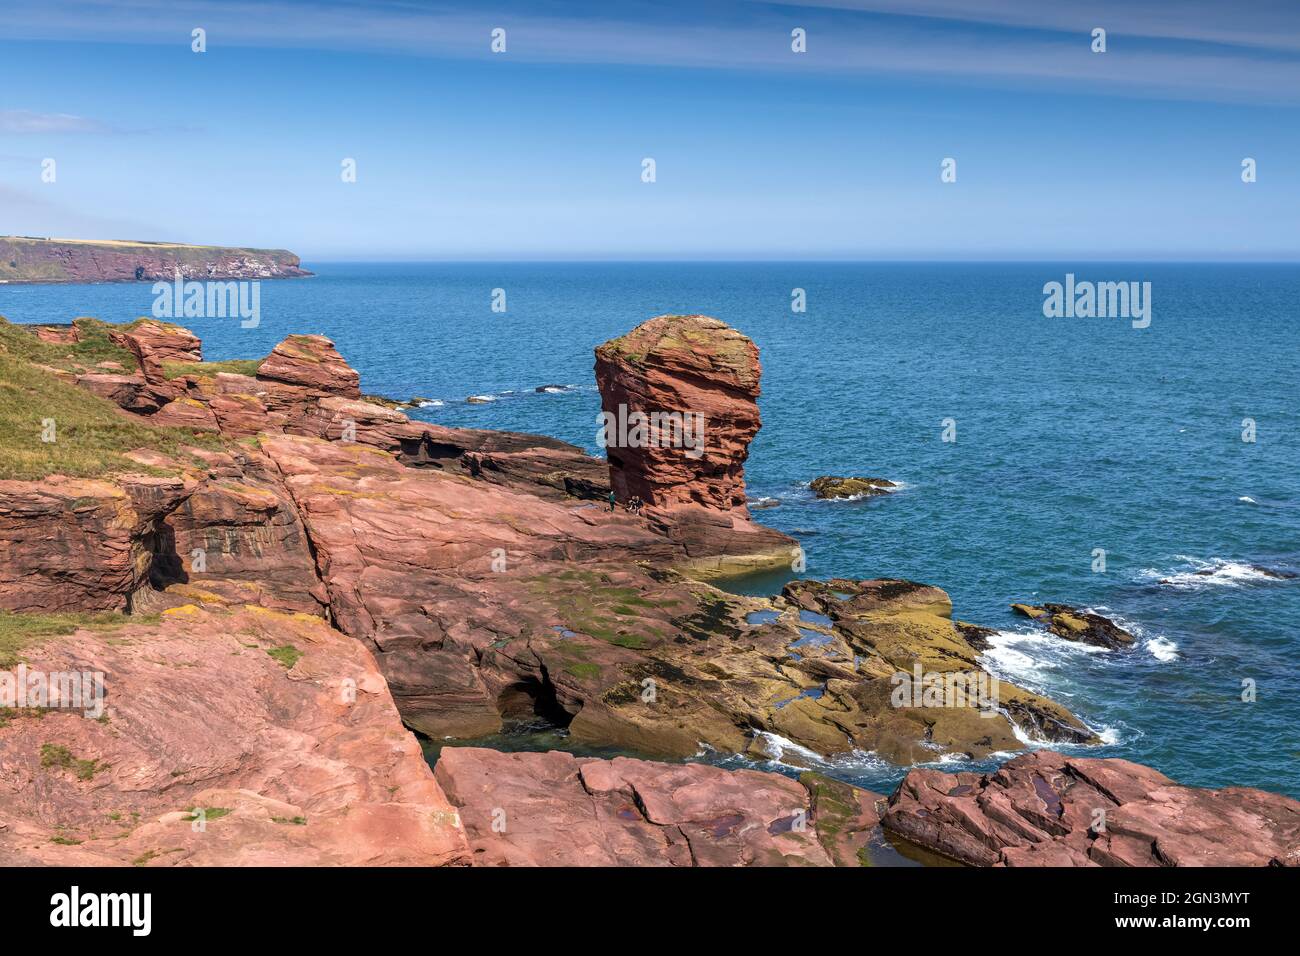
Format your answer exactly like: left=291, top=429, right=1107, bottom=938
left=3, top=0, right=1300, bottom=105
left=0, top=109, right=116, bottom=134
left=751, top=0, right=1300, bottom=55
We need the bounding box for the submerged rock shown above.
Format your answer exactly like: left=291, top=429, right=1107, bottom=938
left=1011, top=603, right=1136, bottom=649
left=809, top=476, right=897, bottom=499
left=883, top=750, right=1300, bottom=867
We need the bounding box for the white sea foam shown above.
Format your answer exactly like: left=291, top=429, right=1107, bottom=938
left=1090, top=611, right=1179, bottom=665
left=747, top=731, right=890, bottom=775
left=1145, top=635, right=1180, bottom=662
left=979, top=628, right=1107, bottom=690
left=466, top=394, right=497, bottom=403
left=1141, top=556, right=1285, bottom=590
left=417, top=400, right=444, bottom=408
left=1238, top=496, right=1257, bottom=504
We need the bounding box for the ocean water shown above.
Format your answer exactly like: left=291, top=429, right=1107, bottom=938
left=6, top=262, right=1299, bottom=799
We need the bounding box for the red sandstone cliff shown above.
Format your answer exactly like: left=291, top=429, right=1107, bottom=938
left=0, top=237, right=311, bottom=283
left=1, top=314, right=1294, bottom=868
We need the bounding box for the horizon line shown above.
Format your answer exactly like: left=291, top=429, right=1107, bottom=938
left=298, top=257, right=1300, bottom=265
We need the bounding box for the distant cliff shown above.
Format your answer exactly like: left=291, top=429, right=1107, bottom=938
left=0, top=237, right=312, bottom=283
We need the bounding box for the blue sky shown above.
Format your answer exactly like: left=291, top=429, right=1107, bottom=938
left=3, top=0, right=1299, bottom=260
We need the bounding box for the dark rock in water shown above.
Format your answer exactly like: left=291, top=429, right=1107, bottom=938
left=1259, top=566, right=1298, bottom=579
left=748, top=496, right=781, bottom=510
left=1011, top=603, right=1135, bottom=649
left=883, top=750, right=1300, bottom=866
left=955, top=621, right=997, bottom=651
left=535, top=383, right=570, bottom=392
left=809, top=476, right=897, bottom=499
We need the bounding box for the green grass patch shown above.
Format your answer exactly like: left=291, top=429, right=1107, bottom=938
left=0, top=316, right=139, bottom=372
left=160, top=358, right=263, bottom=380
left=40, top=743, right=108, bottom=781
left=565, top=663, right=601, bottom=680
left=0, top=610, right=137, bottom=667
left=272, top=816, right=307, bottom=826
left=266, top=645, right=302, bottom=669
left=0, top=319, right=227, bottom=480
left=184, top=807, right=232, bottom=823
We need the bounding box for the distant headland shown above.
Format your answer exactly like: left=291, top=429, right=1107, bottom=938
left=0, top=236, right=311, bottom=284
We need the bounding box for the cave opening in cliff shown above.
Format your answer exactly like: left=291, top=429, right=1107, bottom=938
left=495, top=671, right=575, bottom=732
left=147, top=523, right=187, bottom=591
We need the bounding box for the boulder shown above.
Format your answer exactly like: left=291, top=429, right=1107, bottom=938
left=108, top=321, right=202, bottom=385
left=256, top=334, right=360, bottom=397
left=882, top=750, right=1300, bottom=867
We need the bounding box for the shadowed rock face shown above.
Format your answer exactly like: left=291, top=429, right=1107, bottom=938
left=434, top=747, right=882, bottom=867
left=594, top=314, right=795, bottom=576
left=882, top=750, right=1300, bottom=867
left=0, top=474, right=191, bottom=612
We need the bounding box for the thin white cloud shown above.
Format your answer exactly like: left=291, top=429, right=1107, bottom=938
left=750, top=0, right=1300, bottom=54
left=0, top=109, right=115, bottom=134
left=2, top=0, right=1299, bottom=104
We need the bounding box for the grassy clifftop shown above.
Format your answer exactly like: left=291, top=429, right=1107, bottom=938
left=0, top=236, right=310, bottom=283
left=0, top=316, right=223, bottom=480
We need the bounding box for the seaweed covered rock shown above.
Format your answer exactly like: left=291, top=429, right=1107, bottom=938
left=809, top=476, right=897, bottom=499
left=1012, top=603, right=1136, bottom=649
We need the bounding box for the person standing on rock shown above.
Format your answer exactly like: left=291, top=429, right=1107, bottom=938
left=608, top=490, right=617, bottom=512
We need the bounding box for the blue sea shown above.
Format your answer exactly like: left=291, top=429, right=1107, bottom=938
left=6, top=262, right=1299, bottom=799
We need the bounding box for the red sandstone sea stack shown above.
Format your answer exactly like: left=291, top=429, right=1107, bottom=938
left=594, top=314, right=794, bottom=576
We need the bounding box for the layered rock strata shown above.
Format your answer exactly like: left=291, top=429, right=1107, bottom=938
left=882, top=750, right=1300, bottom=867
